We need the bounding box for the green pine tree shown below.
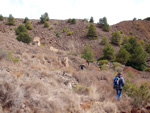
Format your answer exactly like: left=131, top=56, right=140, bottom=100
left=87, top=24, right=98, bottom=39
left=116, top=47, right=130, bottom=64
left=25, top=20, right=33, bottom=30
left=101, top=36, right=109, bottom=45
left=111, top=31, right=122, bottom=45
left=81, top=44, right=95, bottom=62
left=103, top=43, right=114, bottom=60
left=89, top=17, right=94, bottom=23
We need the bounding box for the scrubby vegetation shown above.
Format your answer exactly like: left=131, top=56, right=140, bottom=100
left=68, top=18, right=76, bottom=24
left=111, top=31, right=122, bottom=45
left=98, top=17, right=110, bottom=32
left=16, top=32, right=32, bottom=44
left=25, top=20, right=33, bottom=30
left=7, top=14, right=16, bottom=25
left=15, top=24, right=28, bottom=35
left=87, top=24, right=98, bottom=39
left=101, top=36, right=109, bottom=45
left=102, top=43, right=114, bottom=60
left=44, top=21, right=49, bottom=27
left=89, top=17, right=94, bottom=23
left=0, top=14, right=4, bottom=21
left=40, top=12, right=49, bottom=23
left=24, top=17, right=29, bottom=23
left=81, top=44, right=95, bottom=62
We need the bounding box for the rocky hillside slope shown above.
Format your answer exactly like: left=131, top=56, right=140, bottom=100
left=0, top=18, right=150, bottom=113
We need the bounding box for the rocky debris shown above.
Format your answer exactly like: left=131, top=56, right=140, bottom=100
left=59, top=57, right=69, bottom=67
left=33, top=37, right=41, bottom=46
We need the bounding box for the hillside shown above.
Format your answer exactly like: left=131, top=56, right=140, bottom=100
left=0, top=17, right=150, bottom=113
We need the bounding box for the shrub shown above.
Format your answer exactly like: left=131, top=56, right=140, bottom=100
left=101, top=36, right=109, bottom=45
left=55, top=31, right=60, bottom=37
left=123, top=79, right=149, bottom=107
left=15, top=24, right=28, bottom=35
left=10, top=27, right=13, bottom=30
left=68, top=18, right=76, bottom=24
left=102, top=43, right=114, bottom=60
left=67, top=31, right=74, bottom=36
left=54, top=21, right=58, bottom=25
left=63, top=26, right=67, bottom=32
left=111, top=31, right=122, bottom=45
left=89, top=17, right=94, bottom=23
left=40, top=12, right=49, bottom=23
left=122, top=35, right=129, bottom=45
left=8, top=51, right=19, bottom=63
left=113, top=62, right=122, bottom=69
left=68, top=18, right=72, bottom=23
left=7, top=14, right=16, bottom=25
left=144, top=17, right=150, bottom=21
left=120, top=30, right=124, bottom=34
left=126, top=71, right=135, bottom=78
left=81, top=44, right=95, bottom=62
left=25, top=20, right=33, bottom=30
left=130, top=31, right=133, bottom=35
left=144, top=67, right=150, bottom=72
left=115, top=66, right=123, bottom=73
left=24, top=17, right=29, bottom=23
left=16, top=32, right=32, bottom=44
left=98, top=60, right=108, bottom=65
left=86, top=25, right=89, bottom=29
left=116, top=47, right=130, bottom=64
left=101, top=64, right=108, bottom=70
left=0, top=49, right=9, bottom=60
left=72, top=18, right=76, bottom=24
left=50, top=26, right=54, bottom=30
left=139, top=40, right=146, bottom=48
left=44, top=21, right=49, bottom=27
left=98, top=17, right=110, bottom=32
left=0, top=14, right=4, bottom=21
left=87, top=24, right=98, bottom=39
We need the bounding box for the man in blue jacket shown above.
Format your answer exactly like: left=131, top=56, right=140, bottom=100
left=113, top=72, right=125, bottom=101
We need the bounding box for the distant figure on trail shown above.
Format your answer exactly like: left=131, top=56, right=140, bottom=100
left=86, top=60, right=90, bottom=66
left=79, top=63, right=86, bottom=71
left=113, top=72, right=125, bottom=101
left=98, top=65, right=102, bottom=71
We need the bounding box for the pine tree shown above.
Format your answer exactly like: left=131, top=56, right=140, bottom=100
left=81, top=44, right=95, bottom=62
left=0, top=14, right=4, bottom=21
left=40, top=12, right=49, bottom=23
left=87, top=24, right=98, bottom=39
left=98, top=17, right=110, bottom=32
left=89, top=17, right=94, bottom=23
left=116, top=47, right=130, bottom=64
left=111, top=31, right=122, bottom=45
left=15, top=24, right=28, bottom=35
left=24, top=17, right=29, bottom=23
left=101, top=36, right=109, bottom=45
left=7, top=14, right=16, bottom=25
left=103, top=43, right=114, bottom=60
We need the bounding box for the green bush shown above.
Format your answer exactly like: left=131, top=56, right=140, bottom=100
left=44, top=21, right=49, bottom=27
left=55, top=31, right=60, bottom=37
left=50, top=26, right=54, bottom=30
left=144, top=67, right=150, bottom=72
left=120, top=30, right=124, bottom=34
left=68, top=18, right=76, bottom=24
left=87, top=24, right=98, bottom=39
left=25, top=21, right=33, bottom=30
left=24, top=17, right=29, bottom=23
left=115, top=66, right=123, bottom=73
left=98, top=60, right=108, bottom=65
left=123, top=79, right=149, bottom=107
left=85, top=25, right=89, bottom=29
left=111, top=31, right=122, bottom=45
left=122, top=35, right=129, bottom=45
left=84, top=18, right=88, bottom=22
left=7, top=14, right=16, bottom=25
left=10, top=27, right=13, bottom=30
left=72, top=18, right=76, bottom=24
left=63, top=26, right=67, bottom=32
left=81, top=44, right=95, bottom=62
left=54, top=21, right=58, bottom=25
left=101, top=64, right=108, bottom=70
left=130, top=31, right=133, bottom=35
left=113, top=62, right=121, bottom=69
left=102, top=43, right=114, bottom=60
left=67, top=31, right=74, bottom=36
left=40, top=12, right=49, bottom=23
left=0, top=14, right=4, bottom=21
left=101, top=36, right=109, bottom=45
left=15, top=24, right=28, bottom=35
left=16, top=32, right=32, bottom=44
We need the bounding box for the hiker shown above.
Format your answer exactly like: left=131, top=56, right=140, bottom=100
left=86, top=60, right=90, bottom=66
left=98, top=65, right=102, bottom=71
left=79, top=63, right=86, bottom=71
left=113, top=72, right=125, bottom=101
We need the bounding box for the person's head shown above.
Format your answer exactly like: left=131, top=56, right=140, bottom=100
left=118, top=72, right=122, bottom=76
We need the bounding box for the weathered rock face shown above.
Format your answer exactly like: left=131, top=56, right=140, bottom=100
left=50, top=46, right=59, bottom=52
left=61, top=57, right=69, bottom=67
left=33, top=37, right=40, bottom=46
